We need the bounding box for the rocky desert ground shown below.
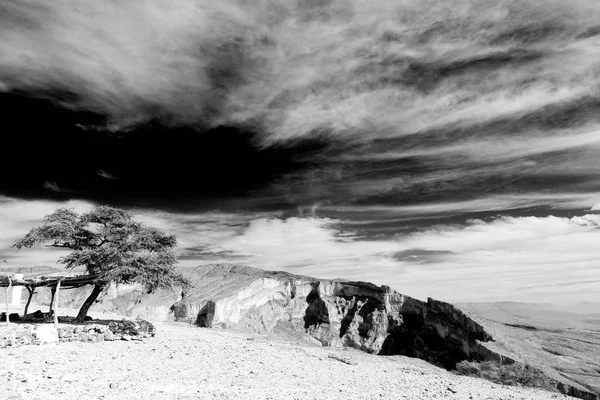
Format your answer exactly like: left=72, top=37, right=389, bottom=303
left=0, top=304, right=581, bottom=400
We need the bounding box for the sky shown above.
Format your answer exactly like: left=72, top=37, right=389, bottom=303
left=1, top=0, right=600, bottom=304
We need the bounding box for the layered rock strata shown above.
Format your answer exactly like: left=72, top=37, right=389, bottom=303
left=171, top=265, right=497, bottom=369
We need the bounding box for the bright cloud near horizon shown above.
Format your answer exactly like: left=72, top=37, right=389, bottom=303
left=2, top=195, right=600, bottom=305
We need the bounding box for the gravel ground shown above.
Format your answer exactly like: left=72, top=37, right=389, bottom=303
left=0, top=320, right=578, bottom=400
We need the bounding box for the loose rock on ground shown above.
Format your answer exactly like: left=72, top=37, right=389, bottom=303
left=0, top=321, right=578, bottom=400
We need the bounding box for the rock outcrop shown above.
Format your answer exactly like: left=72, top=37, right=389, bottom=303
left=168, top=264, right=598, bottom=399
left=170, top=265, right=498, bottom=369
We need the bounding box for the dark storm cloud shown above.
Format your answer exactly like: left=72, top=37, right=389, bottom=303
left=0, top=90, right=328, bottom=209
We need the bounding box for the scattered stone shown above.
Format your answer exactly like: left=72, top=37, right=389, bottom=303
left=0, top=318, right=155, bottom=348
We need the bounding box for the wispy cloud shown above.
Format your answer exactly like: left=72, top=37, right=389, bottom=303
left=317, top=194, right=600, bottom=230
left=1, top=0, right=600, bottom=139
left=4, top=0, right=600, bottom=212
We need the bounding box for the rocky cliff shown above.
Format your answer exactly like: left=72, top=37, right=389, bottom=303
left=169, top=264, right=502, bottom=369
left=169, top=264, right=598, bottom=399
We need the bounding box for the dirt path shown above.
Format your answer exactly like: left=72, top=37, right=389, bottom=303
left=0, top=320, right=578, bottom=400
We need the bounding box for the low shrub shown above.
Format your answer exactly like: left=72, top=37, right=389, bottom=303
left=455, top=360, right=557, bottom=392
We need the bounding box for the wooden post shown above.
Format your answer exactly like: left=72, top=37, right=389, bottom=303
left=53, top=280, right=61, bottom=329
left=24, top=286, right=35, bottom=316
left=49, top=286, right=56, bottom=315
left=5, top=277, right=11, bottom=325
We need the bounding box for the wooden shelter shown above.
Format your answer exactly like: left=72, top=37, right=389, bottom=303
left=0, top=274, right=97, bottom=327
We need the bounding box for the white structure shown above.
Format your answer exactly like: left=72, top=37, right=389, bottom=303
left=36, top=325, right=59, bottom=343
left=11, top=274, right=23, bottom=305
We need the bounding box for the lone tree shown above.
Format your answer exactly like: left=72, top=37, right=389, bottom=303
left=13, top=205, right=190, bottom=322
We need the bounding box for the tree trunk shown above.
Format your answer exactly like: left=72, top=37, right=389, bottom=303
left=75, top=283, right=105, bottom=323
left=53, top=280, right=61, bottom=329
left=4, top=278, right=10, bottom=325
left=24, top=286, right=35, bottom=315
left=48, top=287, right=56, bottom=314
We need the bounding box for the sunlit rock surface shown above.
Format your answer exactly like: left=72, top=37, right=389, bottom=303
left=170, top=265, right=494, bottom=366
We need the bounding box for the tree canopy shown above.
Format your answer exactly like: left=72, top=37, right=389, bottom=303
left=13, top=205, right=190, bottom=322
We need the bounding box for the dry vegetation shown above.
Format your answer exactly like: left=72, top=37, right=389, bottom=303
left=455, top=361, right=558, bottom=392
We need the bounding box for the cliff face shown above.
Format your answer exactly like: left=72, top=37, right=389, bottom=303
left=168, top=265, right=598, bottom=399
left=170, top=265, right=499, bottom=369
